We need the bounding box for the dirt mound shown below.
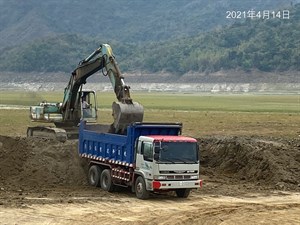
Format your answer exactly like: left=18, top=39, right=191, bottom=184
left=199, top=136, right=300, bottom=190
left=0, top=136, right=88, bottom=191
left=1, top=135, right=299, bottom=192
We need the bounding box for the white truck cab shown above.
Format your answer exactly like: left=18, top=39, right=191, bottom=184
left=134, top=135, right=201, bottom=198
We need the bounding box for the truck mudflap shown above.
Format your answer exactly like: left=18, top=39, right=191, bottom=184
left=151, top=179, right=203, bottom=191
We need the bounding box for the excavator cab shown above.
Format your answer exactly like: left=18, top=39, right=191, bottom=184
left=81, top=90, right=97, bottom=122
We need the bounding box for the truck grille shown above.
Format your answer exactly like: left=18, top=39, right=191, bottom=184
left=166, top=175, right=191, bottom=180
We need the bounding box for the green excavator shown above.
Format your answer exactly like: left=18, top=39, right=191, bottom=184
left=27, top=44, right=144, bottom=141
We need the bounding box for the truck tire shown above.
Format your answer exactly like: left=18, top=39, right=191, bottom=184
left=135, top=176, right=150, bottom=199
left=100, top=169, right=115, bottom=192
left=88, top=165, right=102, bottom=187
left=175, top=189, right=191, bottom=198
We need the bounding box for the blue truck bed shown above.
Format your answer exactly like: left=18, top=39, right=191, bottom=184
left=78, top=121, right=182, bottom=166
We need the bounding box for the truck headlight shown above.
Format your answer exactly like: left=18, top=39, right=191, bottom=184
left=190, top=175, right=198, bottom=179
left=154, top=175, right=166, bottom=180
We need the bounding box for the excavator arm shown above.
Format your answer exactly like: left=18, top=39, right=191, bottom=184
left=60, top=46, right=105, bottom=123
left=61, top=44, right=143, bottom=133
left=28, top=44, right=142, bottom=140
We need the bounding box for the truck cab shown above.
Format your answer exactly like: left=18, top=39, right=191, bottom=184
left=135, top=135, right=200, bottom=198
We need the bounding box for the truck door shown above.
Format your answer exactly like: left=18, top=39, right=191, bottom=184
left=136, top=140, right=154, bottom=181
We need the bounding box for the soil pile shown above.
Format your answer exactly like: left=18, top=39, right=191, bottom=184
left=0, top=136, right=88, bottom=191
left=199, top=136, right=300, bottom=190
left=0, top=135, right=299, bottom=191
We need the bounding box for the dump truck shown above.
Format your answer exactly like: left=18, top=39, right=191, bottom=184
left=79, top=120, right=202, bottom=199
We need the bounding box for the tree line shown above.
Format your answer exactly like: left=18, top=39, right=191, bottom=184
left=0, top=4, right=299, bottom=74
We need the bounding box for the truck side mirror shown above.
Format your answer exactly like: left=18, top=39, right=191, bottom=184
left=154, top=153, right=159, bottom=161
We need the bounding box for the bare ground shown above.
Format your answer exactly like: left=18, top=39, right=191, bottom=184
left=0, top=135, right=299, bottom=224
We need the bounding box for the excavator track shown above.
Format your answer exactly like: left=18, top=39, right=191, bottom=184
left=27, top=126, right=67, bottom=142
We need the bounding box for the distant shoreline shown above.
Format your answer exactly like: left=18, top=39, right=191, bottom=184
left=0, top=70, right=299, bottom=94
left=0, top=81, right=299, bottom=94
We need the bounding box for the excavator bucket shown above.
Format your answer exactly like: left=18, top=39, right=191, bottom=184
left=112, top=101, right=144, bottom=133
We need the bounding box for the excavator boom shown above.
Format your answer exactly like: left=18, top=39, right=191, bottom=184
left=73, top=44, right=144, bottom=133
left=28, top=44, right=144, bottom=140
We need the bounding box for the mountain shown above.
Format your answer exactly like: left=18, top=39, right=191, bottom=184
left=0, top=0, right=299, bottom=79
left=126, top=4, right=300, bottom=74
left=0, top=0, right=297, bottom=48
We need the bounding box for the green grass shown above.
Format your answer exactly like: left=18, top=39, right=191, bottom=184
left=1, top=91, right=299, bottom=113
left=1, top=108, right=299, bottom=138
left=0, top=91, right=299, bottom=138
left=134, top=93, right=300, bottom=113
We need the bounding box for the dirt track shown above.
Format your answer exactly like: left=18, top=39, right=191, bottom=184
left=0, top=135, right=300, bottom=224
left=1, top=191, right=299, bottom=225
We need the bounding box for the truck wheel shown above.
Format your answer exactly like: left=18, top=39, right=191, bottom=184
left=175, top=189, right=191, bottom=198
left=135, top=176, right=149, bottom=199
left=101, top=169, right=115, bottom=192
left=88, top=165, right=102, bottom=187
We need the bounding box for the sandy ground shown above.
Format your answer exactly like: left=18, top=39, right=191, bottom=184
left=1, top=189, right=299, bottom=225
left=0, top=135, right=299, bottom=224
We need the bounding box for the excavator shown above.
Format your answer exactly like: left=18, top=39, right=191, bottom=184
left=27, top=44, right=144, bottom=142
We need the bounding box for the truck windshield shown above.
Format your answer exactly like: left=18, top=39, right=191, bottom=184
left=158, top=142, right=198, bottom=164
